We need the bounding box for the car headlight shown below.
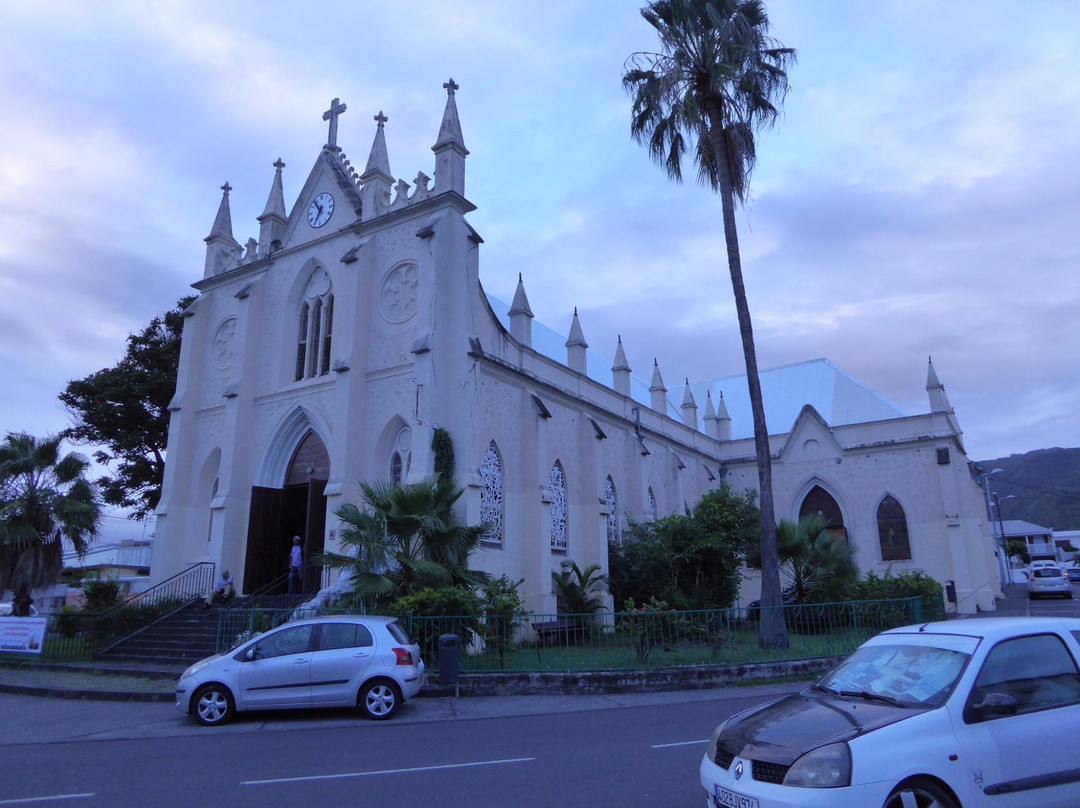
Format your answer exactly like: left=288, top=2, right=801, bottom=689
left=783, top=743, right=851, bottom=788
left=705, top=718, right=732, bottom=764
left=179, top=659, right=213, bottom=683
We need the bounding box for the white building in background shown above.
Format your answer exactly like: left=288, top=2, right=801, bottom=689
left=149, top=83, right=1000, bottom=615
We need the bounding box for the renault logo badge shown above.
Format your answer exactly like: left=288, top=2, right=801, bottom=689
left=734, top=761, right=744, bottom=781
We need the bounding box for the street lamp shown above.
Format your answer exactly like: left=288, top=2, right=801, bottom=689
left=978, top=468, right=1010, bottom=589
left=991, top=492, right=1017, bottom=578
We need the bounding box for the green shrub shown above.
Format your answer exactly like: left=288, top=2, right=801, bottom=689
left=843, top=570, right=945, bottom=622
left=480, top=576, right=527, bottom=667
left=391, top=586, right=481, bottom=664
left=81, top=578, right=122, bottom=612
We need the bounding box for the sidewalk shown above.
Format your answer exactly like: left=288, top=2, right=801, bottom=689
left=0, top=586, right=1032, bottom=703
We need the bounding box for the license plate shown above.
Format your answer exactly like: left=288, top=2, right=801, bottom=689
left=714, top=784, right=759, bottom=808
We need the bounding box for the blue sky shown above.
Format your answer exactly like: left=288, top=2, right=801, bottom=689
left=2, top=0, right=1078, bottom=544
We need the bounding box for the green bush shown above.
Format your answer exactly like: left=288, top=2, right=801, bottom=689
left=480, top=576, right=527, bottom=667
left=843, top=570, right=945, bottom=622
left=81, top=578, right=122, bottom=612
left=391, top=586, right=482, bottom=664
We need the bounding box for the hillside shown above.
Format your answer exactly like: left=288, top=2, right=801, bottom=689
left=977, top=447, right=1080, bottom=531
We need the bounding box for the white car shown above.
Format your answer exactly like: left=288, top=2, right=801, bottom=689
left=700, top=617, right=1080, bottom=808
left=176, top=615, right=425, bottom=725
left=1027, top=565, right=1073, bottom=599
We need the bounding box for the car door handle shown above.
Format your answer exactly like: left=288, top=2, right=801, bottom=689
left=293, top=659, right=310, bottom=665
left=353, top=652, right=371, bottom=659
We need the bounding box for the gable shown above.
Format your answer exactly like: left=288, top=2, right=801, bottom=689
left=278, top=150, right=363, bottom=250
left=779, top=405, right=844, bottom=462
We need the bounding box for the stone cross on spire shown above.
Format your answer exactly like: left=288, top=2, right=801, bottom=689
left=322, top=98, right=347, bottom=149
left=221, top=181, right=232, bottom=194
left=374, top=110, right=388, bottom=128
left=273, top=157, right=285, bottom=171
left=443, top=77, right=459, bottom=95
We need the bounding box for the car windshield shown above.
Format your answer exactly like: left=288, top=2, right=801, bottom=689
left=1033, top=568, right=1063, bottom=579
left=817, top=642, right=970, bottom=707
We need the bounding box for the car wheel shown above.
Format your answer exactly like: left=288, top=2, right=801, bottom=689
left=884, top=777, right=959, bottom=808
left=192, top=684, right=235, bottom=726
left=359, top=679, right=402, bottom=720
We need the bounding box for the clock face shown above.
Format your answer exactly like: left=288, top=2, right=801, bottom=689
left=307, top=192, right=334, bottom=228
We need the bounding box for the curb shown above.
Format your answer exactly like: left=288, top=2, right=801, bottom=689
left=0, top=682, right=175, bottom=703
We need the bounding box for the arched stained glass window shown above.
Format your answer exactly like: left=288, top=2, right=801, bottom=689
left=295, top=268, right=334, bottom=381
left=480, top=442, right=504, bottom=546
left=389, top=427, right=412, bottom=484
left=799, top=485, right=847, bottom=542
left=877, top=495, right=912, bottom=561
left=646, top=487, right=657, bottom=522
left=605, top=476, right=619, bottom=544
left=550, top=462, right=567, bottom=552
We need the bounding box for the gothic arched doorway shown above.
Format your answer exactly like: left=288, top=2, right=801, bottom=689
left=244, top=430, right=329, bottom=593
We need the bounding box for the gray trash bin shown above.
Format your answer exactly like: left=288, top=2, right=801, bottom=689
left=438, top=633, right=459, bottom=686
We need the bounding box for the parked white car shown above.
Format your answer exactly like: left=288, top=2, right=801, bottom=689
left=176, top=615, right=425, bottom=725
left=700, top=617, right=1080, bottom=808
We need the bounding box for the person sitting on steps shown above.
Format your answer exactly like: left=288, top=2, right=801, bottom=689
left=204, top=569, right=235, bottom=609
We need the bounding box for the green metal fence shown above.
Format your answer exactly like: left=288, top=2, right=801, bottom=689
left=0, top=563, right=216, bottom=662
left=209, top=595, right=925, bottom=673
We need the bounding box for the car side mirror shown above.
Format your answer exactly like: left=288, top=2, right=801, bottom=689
left=970, top=692, right=1018, bottom=722
left=244, top=647, right=257, bottom=662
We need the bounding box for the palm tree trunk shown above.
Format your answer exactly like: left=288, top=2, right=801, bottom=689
left=705, top=102, right=789, bottom=650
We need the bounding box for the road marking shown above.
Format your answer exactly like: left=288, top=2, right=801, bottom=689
left=241, top=757, right=535, bottom=785
left=652, top=739, right=707, bottom=749
left=0, top=796, right=95, bottom=806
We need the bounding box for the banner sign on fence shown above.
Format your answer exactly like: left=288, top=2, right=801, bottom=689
left=0, top=617, right=47, bottom=654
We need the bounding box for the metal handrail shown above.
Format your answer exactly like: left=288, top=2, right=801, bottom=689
left=91, top=562, right=217, bottom=618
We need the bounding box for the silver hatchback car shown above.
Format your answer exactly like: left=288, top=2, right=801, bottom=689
left=176, top=615, right=425, bottom=725
left=1028, top=565, right=1073, bottom=599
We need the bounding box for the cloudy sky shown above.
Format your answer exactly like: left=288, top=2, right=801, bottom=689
left=2, top=0, right=1078, bottom=539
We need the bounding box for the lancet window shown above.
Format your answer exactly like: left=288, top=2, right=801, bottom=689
left=605, top=476, right=619, bottom=545
left=479, top=442, right=504, bottom=546
left=389, top=427, right=412, bottom=485
left=646, top=487, right=657, bottom=522
left=295, top=268, right=334, bottom=381
left=877, top=495, right=912, bottom=561
left=549, top=461, right=567, bottom=552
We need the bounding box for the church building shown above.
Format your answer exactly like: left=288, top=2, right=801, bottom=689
left=150, top=82, right=1000, bottom=615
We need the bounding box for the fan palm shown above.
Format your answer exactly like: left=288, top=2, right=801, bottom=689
left=624, top=0, right=795, bottom=649
left=0, top=433, right=101, bottom=615
left=319, top=476, right=490, bottom=607
left=777, top=514, right=858, bottom=603
left=551, top=560, right=608, bottom=615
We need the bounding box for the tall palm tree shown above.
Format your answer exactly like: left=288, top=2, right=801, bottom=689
left=624, top=0, right=795, bottom=649
left=0, top=433, right=101, bottom=615
left=319, top=476, right=490, bottom=607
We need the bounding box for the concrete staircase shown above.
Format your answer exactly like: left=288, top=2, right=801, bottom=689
left=95, top=602, right=221, bottom=665
left=95, top=594, right=314, bottom=665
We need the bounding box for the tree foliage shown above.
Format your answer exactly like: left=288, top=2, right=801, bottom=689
left=551, top=560, right=608, bottom=615
left=0, top=433, right=101, bottom=614
left=777, top=514, right=858, bottom=603
left=318, top=476, right=490, bottom=608
left=609, top=483, right=758, bottom=610
left=624, top=0, right=795, bottom=649
left=58, top=296, right=195, bottom=519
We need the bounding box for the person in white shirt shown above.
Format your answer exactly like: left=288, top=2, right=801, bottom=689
left=288, top=536, right=303, bottom=594
left=204, top=569, right=234, bottom=608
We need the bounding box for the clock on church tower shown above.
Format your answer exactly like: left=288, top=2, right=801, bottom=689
left=307, top=192, right=334, bottom=228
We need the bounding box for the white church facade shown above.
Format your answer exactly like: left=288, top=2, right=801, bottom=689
left=150, top=82, right=1000, bottom=615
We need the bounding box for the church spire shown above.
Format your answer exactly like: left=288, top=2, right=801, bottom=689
left=206, top=181, right=234, bottom=242
left=565, top=307, right=588, bottom=374
left=926, top=356, right=953, bottom=413
left=257, top=158, right=287, bottom=256
left=432, top=78, right=469, bottom=197
left=508, top=273, right=534, bottom=346
left=203, top=181, right=240, bottom=277
left=650, top=359, right=668, bottom=413
left=681, top=379, right=698, bottom=428
left=612, top=336, right=631, bottom=396
left=361, top=111, right=393, bottom=220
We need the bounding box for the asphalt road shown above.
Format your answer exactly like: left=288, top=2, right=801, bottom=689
left=0, top=684, right=798, bottom=808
